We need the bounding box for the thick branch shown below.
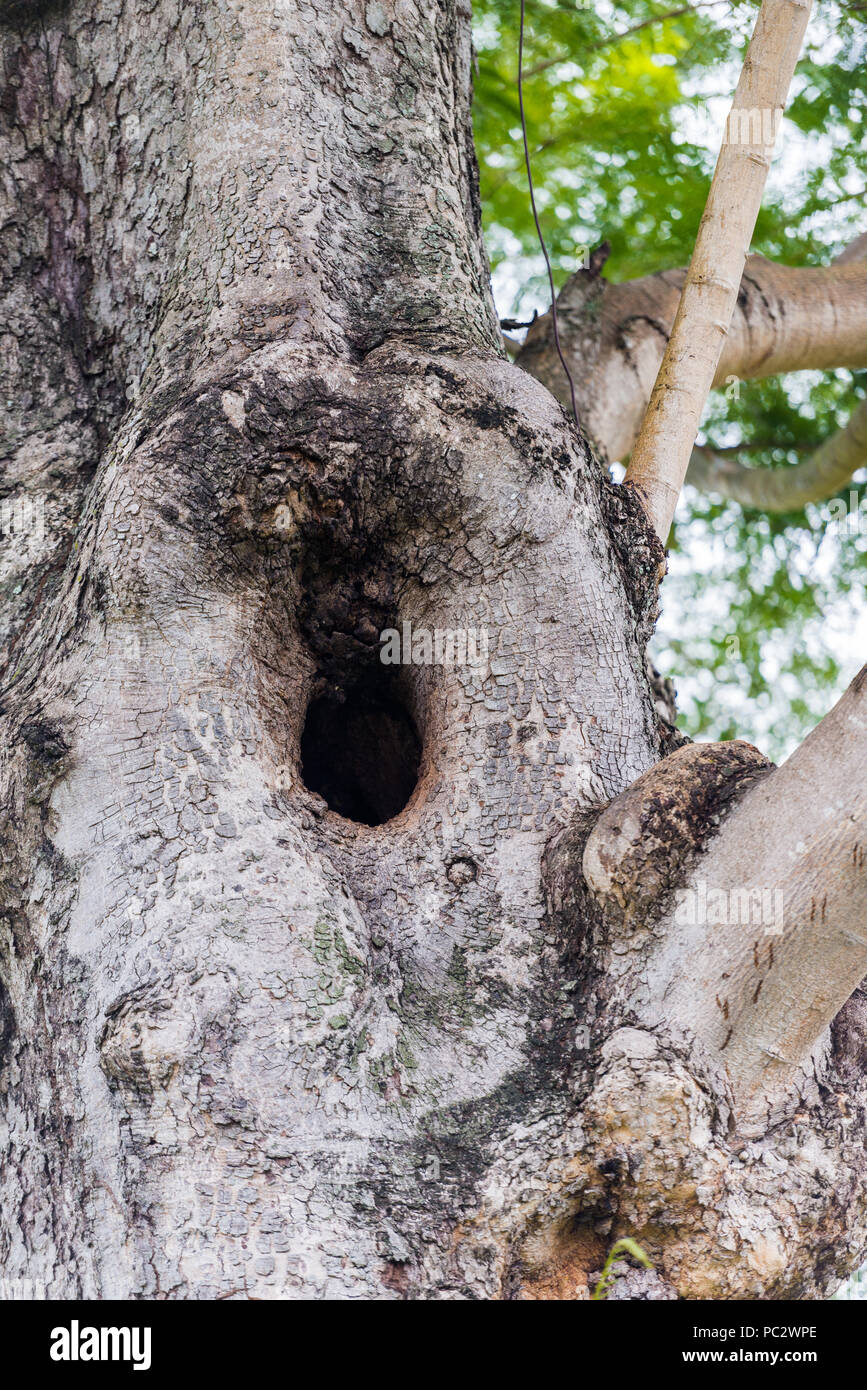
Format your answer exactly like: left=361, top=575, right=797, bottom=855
left=587, top=667, right=867, bottom=1130
left=686, top=396, right=867, bottom=509
left=682, top=225, right=867, bottom=509
left=517, top=255, right=867, bottom=466
left=834, top=229, right=867, bottom=265
left=681, top=667, right=867, bottom=1123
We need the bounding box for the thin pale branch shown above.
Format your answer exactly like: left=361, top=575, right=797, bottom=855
left=624, top=0, right=813, bottom=540
left=834, top=229, right=867, bottom=264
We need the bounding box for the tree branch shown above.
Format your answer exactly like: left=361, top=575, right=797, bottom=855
left=523, top=1, right=727, bottom=78
left=834, top=229, right=867, bottom=264
left=676, top=665, right=867, bottom=1124
left=624, top=0, right=813, bottom=539
left=583, top=665, right=867, bottom=1131
left=517, top=256, right=867, bottom=467
left=682, top=226, right=867, bottom=510
left=686, top=396, right=867, bottom=509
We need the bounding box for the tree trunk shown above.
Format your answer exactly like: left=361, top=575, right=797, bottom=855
left=1, top=0, right=864, bottom=1301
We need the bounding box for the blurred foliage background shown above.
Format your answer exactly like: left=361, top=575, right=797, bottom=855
left=471, top=0, right=867, bottom=761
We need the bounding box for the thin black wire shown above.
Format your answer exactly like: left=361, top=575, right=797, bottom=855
left=517, top=0, right=580, bottom=431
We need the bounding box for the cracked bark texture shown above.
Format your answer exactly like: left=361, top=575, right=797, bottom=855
left=0, top=0, right=865, bottom=1301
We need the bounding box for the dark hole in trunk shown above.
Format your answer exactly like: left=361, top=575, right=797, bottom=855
left=300, top=680, right=421, bottom=826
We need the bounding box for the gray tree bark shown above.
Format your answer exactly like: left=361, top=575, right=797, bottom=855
left=1, top=0, right=864, bottom=1300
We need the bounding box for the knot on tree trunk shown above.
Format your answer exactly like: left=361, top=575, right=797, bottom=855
left=582, top=740, right=773, bottom=929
